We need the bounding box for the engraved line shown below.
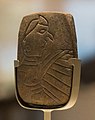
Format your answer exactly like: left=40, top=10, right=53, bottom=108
left=40, top=51, right=62, bottom=79
left=22, top=61, right=38, bottom=66
left=50, top=67, right=71, bottom=77
left=42, top=85, right=62, bottom=103
left=24, top=82, right=40, bottom=87
left=41, top=50, right=68, bottom=79
left=38, top=15, right=49, bottom=25
left=42, top=50, right=68, bottom=66
left=42, top=51, right=62, bottom=68
left=31, top=86, right=42, bottom=91
left=43, top=78, right=69, bottom=96
left=24, top=55, right=41, bottom=59
left=24, top=18, right=39, bottom=37
left=31, top=89, right=43, bottom=96
left=38, top=23, right=48, bottom=26
left=56, top=59, right=72, bottom=68
left=37, top=24, right=48, bottom=27
left=41, top=53, right=51, bottom=63
left=25, top=60, right=37, bottom=62
left=69, top=50, right=73, bottom=54
left=54, top=61, right=72, bottom=69
left=47, top=72, right=71, bottom=87
left=24, top=14, right=49, bottom=38
left=48, top=31, right=54, bottom=38
left=37, top=31, right=46, bottom=35
left=61, top=53, right=73, bottom=58
left=43, top=88, right=58, bottom=104
left=61, top=54, right=73, bottom=60
left=42, top=50, right=72, bottom=70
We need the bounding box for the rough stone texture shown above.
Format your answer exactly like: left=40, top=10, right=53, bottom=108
left=16, top=12, right=77, bottom=109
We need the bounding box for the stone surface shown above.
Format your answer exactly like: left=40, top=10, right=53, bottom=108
left=16, top=12, right=77, bottom=109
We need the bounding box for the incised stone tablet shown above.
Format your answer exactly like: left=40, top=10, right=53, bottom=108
left=16, top=12, right=78, bottom=109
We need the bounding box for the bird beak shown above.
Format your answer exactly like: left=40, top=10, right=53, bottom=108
left=46, top=31, right=54, bottom=42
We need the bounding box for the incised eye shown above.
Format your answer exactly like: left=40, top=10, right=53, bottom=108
left=38, top=29, right=46, bottom=34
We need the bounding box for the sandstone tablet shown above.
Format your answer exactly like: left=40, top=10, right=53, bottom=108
left=15, top=12, right=80, bottom=111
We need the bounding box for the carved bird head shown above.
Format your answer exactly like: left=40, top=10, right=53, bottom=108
left=23, top=15, right=54, bottom=65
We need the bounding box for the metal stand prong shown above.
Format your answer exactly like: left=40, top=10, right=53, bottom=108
left=44, top=111, right=52, bottom=120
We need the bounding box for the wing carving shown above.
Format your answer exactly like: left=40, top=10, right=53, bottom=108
left=17, top=50, right=73, bottom=106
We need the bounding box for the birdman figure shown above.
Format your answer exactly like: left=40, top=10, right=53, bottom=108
left=18, top=14, right=74, bottom=106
